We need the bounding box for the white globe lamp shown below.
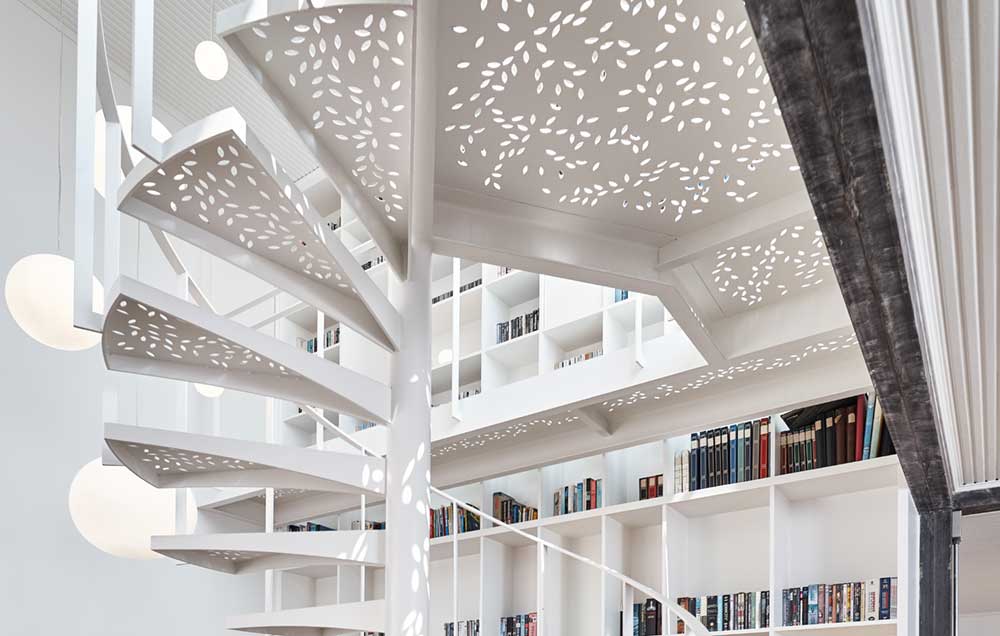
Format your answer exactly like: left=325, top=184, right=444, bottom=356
left=195, top=40, right=229, bottom=81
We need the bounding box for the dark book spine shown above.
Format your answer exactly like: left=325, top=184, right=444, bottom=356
left=689, top=434, right=699, bottom=491
left=879, top=578, right=891, bottom=620
left=814, top=420, right=825, bottom=468
left=846, top=412, right=857, bottom=464
left=825, top=416, right=836, bottom=467
left=835, top=409, right=847, bottom=465
left=699, top=432, right=708, bottom=489
left=722, top=427, right=730, bottom=485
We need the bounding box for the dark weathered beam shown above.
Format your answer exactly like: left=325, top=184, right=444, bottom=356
left=920, top=510, right=955, bottom=635
left=954, top=487, right=1000, bottom=516
left=744, top=0, right=951, bottom=514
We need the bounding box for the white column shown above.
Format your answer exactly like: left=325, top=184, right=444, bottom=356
left=386, top=3, right=436, bottom=634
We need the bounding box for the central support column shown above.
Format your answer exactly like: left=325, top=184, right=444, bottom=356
left=386, top=2, right=437, bottom=636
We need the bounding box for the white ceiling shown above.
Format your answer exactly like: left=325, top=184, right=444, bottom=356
left=434, top=0, right=804, bottom=239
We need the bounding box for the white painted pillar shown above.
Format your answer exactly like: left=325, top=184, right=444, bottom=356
left=386, top=2, right=437, bottom=636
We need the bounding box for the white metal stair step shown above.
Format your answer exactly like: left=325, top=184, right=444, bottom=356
left=117, top=108, right=400, bottom=351
left=218, top=2, right=414, bottom=277
left=102, top=275, right=391, bottom=423
left=151, top=530, right=384, bottom=575
left=227, top=599, right=386, bottom=636
left=105, top=423, right=384, bottom=496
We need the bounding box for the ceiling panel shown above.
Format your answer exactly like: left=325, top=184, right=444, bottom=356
left=435, top=0, right=804, bottom=238
left=689, top=216, right=833, bottom=315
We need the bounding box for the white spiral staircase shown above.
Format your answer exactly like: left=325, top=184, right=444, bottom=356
left=82, top=1, right=708, bottom=635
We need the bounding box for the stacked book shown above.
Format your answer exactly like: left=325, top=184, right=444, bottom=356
left=619, top=599, right=661, bottom=636
left=639, top=474, right=663, bottom=500
left=676, top=591, right=769, bottom=633
left=431, top=278, right=483, bottom=304
left=429, top=504, right=481, bottom=538
left=782, top=578, right=897, bottom=626
left=492, top=492, right=538, bottom=525
left=285, top=522, right=334, bottom=532
left=496, top=309, right=540, bottom=344
left=443, top=620, right=479, bottom=636
left=499, top=613, right=536, bottom=636
left=552, top=477, right=602, bottom=516
left=351, top=520, right=386, bottom=530
left=779, top=394, right=895, bottom=475
left=674, top=418, right=771, bottom=493
left=361, top=254, right=385, bottom=270
left=555, top=346, right=603, bottom=370
left=297, top=326, right=340, bottom=353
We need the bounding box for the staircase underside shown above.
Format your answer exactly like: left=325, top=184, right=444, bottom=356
left=218, top=1, right=414, bottom=277
left=105, top=423, right=384, bottom=496
left=227, top=599, right=386, bottom=636
left=151, top=530, right=384, bottom=575
left=117, top=108, right=400, bottom=351
left=102, top=276, right=391, bottom=424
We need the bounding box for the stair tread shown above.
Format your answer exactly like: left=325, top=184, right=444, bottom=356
left=219, top=3, right=414, bottom=273
left=103, top=276, right=391, bottom=423
left=105, top=423, right=384, bottom=495
left=152, top=530, right=384, bottom=575
left=118, top=109, right=400, bottom=351
left=227, top=599, right=386, bottom=636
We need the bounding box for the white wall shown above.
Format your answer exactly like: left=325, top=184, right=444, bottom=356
left=0, top=4, right=262, bottom=633
left=960, top=613, right=1000, bottom=636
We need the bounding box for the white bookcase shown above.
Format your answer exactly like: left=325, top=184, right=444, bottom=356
left=424, top=436, right=914, bottom=636
left=260, top=224, right=911, bottom=636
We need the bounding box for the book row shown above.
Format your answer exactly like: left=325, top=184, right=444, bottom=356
left=782, top=578, right=898, bottom=626
left=676, top=591, right=769, bottom=633
left=614, top=288, right=630, bottom=303
left=297, top=325, right=340, bottom=353
left=780, top=394, right=895, bottom=475
left=500, top=613, right=536, bottom=636
left=443, top=619, right=480, bottom=636
left=638, top=473, right=664, bottom=501
left=432, top=278, right=483, bottom=305
left=492, top=491, right=539, bottom=525
left=496, top=309, right=540, bottom=344
left=674, top=418, right=771, bottom=494
left=555, top=346, right=603, bottom=370
left=284, top=522, right=334, bottom=532
left=622, top=599, right=661, bottom=636
left=552, top=477, right=603, bottom=516
left=350, top=520, right=386, bottom=530
left=430, top=504, right=481, bottom=538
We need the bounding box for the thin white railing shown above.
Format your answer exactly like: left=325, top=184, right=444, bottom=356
left=429, top=486, right=710, bottom=636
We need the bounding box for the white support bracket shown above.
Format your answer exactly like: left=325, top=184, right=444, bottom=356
left=450, top=257, right=462, bottom=421
left=575, top=405, right=612, bottom=437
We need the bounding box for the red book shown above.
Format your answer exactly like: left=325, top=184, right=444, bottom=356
left=759, top=417, right=770, bottom=478
left=855, top=394, right=866, bottom=461
left=647, top=477, right=657, bottom=500
left=590, top=478, right=597, bottom=509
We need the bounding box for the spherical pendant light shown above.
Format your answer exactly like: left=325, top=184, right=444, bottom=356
left=4, top=253, right=103, bottom=351
left=68, top=458, right=197, bottom=560
left=194, top=383, right=225, bottom=398
left=195, top=40, right=229, bottom=81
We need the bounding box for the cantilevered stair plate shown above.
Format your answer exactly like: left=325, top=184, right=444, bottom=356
left=228, top=599, right=386, bottom=636
left=105, top=423, right=385, bottom=495
left=218, top=1, right=413, bottom=277
left=151, top=531, right=384, bottom=575
left=102, top=276, right=391, bottom=424
left=118, top=108, right=400, bottom=352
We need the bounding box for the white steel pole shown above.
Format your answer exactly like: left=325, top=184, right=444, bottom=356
left=386, top=2, right=436, bottom=634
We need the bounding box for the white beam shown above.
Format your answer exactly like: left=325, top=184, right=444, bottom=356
left=655, top=190, right=815, bottom=270
left=433, top=199, right=725, bottom=365
left=131, top=0, right=166, bottom=162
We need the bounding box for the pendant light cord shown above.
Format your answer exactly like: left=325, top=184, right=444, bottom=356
left=55, top=0, right=65, bottom=252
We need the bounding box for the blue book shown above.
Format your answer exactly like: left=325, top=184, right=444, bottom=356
left=862, top=394, right=876, bottom=459
left=596, top=479, right=602, bottom=508
left=736, top=424, right=745, bottom=483
left=729, top=424, right=738, bottom=484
